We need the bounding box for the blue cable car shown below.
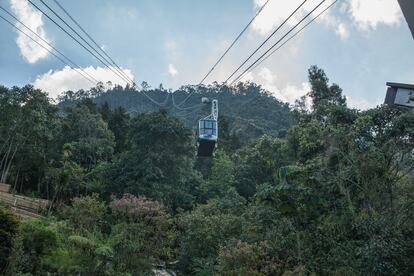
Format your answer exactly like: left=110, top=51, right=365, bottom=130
left=197, top=99, right=218, bottom=157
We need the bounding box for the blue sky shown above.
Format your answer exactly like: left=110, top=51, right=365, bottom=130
left=0, top=0, right=413, bottom=109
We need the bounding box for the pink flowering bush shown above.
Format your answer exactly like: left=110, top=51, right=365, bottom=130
left=109, top=194, right=166, bottom=223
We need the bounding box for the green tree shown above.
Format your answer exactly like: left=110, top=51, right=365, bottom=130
left=62, top=104, right=115, bottom=169
left=200, top=150, right=235, bottom=201
left=0, top=208, right=19, bottom=273
left=10, top=219, right=58, bottom=274
left=217, top=240, right=277, bottom=276
left=234, top=135, right=291, bottom=198
left=178, top=189, right=246, bottom=274
left=108, top=106, right=131, bottom=153
left=308, top=65, right=346, bottom=113
left=105, top=110, right=201, bottom=210
left=62, top=194, right=107, bottom=232
left=0, top=85, right=60, bottom=194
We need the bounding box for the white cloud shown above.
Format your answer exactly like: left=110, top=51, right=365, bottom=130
left=336, top=23, right=350, bottom=39
left=249, top=67, right=310, bottom=103
left=10, top=0, right=50, bottom=63
left=258, top=67, right=275, bottom=83
left=252, top=0, right=301, bottom=36
left=281, top=82, right=311, bottom=104
left=127, top=9, right=138, bottom=19
left=251, top=0, right=336, bottom=36
left=349, top=0, right=402, bottom=30
left=33, top=66, right=134, bottom=98
left=251, top=0, right=403, bottom=42
left=240, top=71, right=254, bottom=82
left=249, top=66, right=380, bottom=110
left=346, top=96, right=379, bottom=110
left=168, top=64, right=179, bottom=77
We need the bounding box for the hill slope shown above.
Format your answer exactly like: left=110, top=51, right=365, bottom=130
left=59, top=82, right=295, bottom=142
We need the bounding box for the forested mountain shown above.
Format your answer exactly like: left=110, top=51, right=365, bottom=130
left=59, top=81, right=295, bottom=143
left=1, top=66, right=413, bottom=275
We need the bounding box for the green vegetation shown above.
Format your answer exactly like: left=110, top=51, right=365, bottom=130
left=0, top=66, right=413, bottom=275
left=0, top=208, right=19, bottom=274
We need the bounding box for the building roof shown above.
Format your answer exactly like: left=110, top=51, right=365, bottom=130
left=398, top=0, right=414, bottom=39
left=386, top=82, right=414, bottom=90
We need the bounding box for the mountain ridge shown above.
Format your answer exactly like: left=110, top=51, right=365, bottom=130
left=58, top=82, right=295, bottom=143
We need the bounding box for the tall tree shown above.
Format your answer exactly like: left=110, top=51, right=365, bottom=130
left=308, top=65, right=346, bottom=118
left=62, top=104, right=115, bottom=169
left=105, top=110, right=201, bottom=210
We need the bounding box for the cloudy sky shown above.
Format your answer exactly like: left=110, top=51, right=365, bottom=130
left=0, top=0, right=413, bottom=109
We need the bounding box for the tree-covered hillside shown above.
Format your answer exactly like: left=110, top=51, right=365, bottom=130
left=59, top=81, right=295, bottom=143
left=1, top=66, right=413, bottom=275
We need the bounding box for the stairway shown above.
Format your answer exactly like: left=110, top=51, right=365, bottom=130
left=0, top=183, right=49, bottom=220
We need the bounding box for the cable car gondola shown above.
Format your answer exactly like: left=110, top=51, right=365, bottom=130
left=197, top=99, right=218, bottom=157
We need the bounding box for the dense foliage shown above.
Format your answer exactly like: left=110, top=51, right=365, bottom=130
left=0, top=208, right=19, bottom=273
left=60, top=81, right=295, bottom=144
left=0, top=66, right=413, bottom=275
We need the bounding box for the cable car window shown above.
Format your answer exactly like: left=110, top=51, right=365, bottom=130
left=199, top=120, right=217, bottom=136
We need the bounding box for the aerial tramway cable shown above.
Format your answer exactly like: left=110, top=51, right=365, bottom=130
left=198, top=0, right=271, bottom=85
left=0, top=6, right=99, bottom=84
left=0, top=13, right=97, bottom=85
left=51, top=0, right=134, bottom=84
left=224, top=0, right=308, bottom=84
left=177, top=0, right=308, bottom=110
left=47, top=0, right=171, bottom=107
left=172, top=92, right=204, bottom=112
left=37, top=0, right=131, bottom=84
left=234, top=0, right=339, bottom=84
left=175, top=0, right=272, bottom=110
left=229, top=0, right=327, bottom=85
left=27, top=0, right=169, bottom=107
left=35, top=0, right=132, bottom=85
left=27, top=0, right=132, bottom=86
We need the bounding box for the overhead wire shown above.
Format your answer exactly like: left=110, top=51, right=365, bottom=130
left=229, top=0, right=328, bottom=85
left=159, top=92, right=170, bottom=106
left=172, top=92, right=203, bottom=111
left=224, top=0, right=308, bottom=84
left=198, top=0, right=271, bottom=85
left=36, top=0, right=132, bottom=85
left=0, top=13, right=96, bottom=85
left=235, top=0, right=339, bottom=83
left=177, top=0, right=307, bottom=110
left=138, top=89, right=169, bottom=107
left=175, top=0, right=272, bottom=110
left=46, top=0, right=134, bottom=84
left=0, top=5, right=99, bottom=84
left=45, top=0, right=171, bottom=108
left=27, top=0, right=132, bottom=86
left=28, top=0, right=169, bottom=107
left=143, top=89, right=170, bottom=107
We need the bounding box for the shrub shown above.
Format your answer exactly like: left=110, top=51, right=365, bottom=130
left=0, top=208, right=19, bottom=272
left=11, top=219, right=58, bottom=274
left=110, top=193, right=166, bottom=223
left=62, top=194, right=107, bottom=232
